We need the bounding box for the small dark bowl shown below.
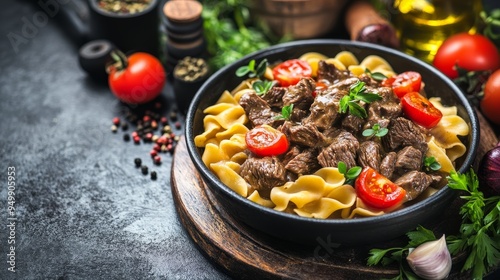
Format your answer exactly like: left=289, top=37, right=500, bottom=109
left=185, top=40, right=479, bottom=246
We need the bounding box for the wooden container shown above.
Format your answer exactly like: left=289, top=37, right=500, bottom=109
left=247, top=0, right=348, bottom=39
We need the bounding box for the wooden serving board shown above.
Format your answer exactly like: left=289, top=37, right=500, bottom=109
left=170, top=109, right=498, bottom=280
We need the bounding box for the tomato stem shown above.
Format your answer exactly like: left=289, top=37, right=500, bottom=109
left=106, top=49, right=128, bottom=74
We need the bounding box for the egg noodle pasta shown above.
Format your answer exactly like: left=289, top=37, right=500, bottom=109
left=195, top=51, right=469, bottom=219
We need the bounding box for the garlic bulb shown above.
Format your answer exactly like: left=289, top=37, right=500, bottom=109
left=406, top=235, right=452, bottom=280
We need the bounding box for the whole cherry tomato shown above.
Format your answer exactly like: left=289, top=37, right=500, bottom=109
left=355, top=167, right=406, bottom=209
left=433, top=33, right=500, bottom=79
left=245, top=125, right=289, bottom=157
left=401, top=92, right=443, bottom=128
left=481, top=69, right=500, bottom=125
left=381, top=71, right=422, bottom=98
left=108, top=52, right=166, bottom=104
left=272, top=59, right=312, bottom=87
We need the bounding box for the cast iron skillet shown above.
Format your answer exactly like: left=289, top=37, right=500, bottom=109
left=185, top=39, right=479, bottom=246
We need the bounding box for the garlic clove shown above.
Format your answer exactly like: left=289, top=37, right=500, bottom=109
left=406, top=235, right=452, bottom=280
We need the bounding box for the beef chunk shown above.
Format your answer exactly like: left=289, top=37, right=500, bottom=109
left=318, top=131, right=360, bottom=169
left=358, top=73, right=379, bottom=87
left=282, top=146, right=301, bottom=166
left=317, top=60, right=354, bottom=83
left=280, top=121, right=325, bottom=148
left=282, top=78, right=315, bottom=110
left=304, top=87, right=348, bottom=130
left=394, top=171, right=433, bottom=201
left=383, top=117, right=427, bottom=154
left=240, top=156, right=287, bottom=198
left=380, top=152, right=397, bottom=179
left=358, top=141, right=382, bottom=171
left=262, top=86, right=285, bottom=108
left=341, top=114, right=365, bottom=136
left=285, top=148, right=320, bottom=175
left=395, top=146, right=423, bottom=175
left=239, top=91, right=280, bottom=127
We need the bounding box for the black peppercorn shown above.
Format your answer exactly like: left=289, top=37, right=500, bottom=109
left=151, top=171, right=157, bottom=180
left=134, top=158, right=142, bottom=167
left=123, top=134, right=131, bottom=141
left=141, top=165, right=148, bottom=175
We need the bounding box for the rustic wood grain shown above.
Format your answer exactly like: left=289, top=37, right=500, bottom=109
left=170, top=114, right=498, bottom=280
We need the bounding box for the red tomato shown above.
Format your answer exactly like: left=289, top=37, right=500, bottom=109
left=433, top=33, right=500, bottom=79
left=401, top=92, right=443, bottom=128
left=480, top=69, right=500, bottom=125
left=108, top=52, right=166, bottom=104
left=355, top=167, right=406, bottom=209
left=381, top=71, right=422, bottom=98
left=272, top=59, right=312, bottom=87
left=245, top=125, right=289, bottom=157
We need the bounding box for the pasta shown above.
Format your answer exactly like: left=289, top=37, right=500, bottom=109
left=195, top=51, right=469, bottom=220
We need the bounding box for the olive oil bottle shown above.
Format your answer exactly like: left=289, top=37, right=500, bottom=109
left=394, top=0, right=480, bottom=63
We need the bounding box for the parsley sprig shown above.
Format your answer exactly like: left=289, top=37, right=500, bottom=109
left=339, top=80, right=382, bottom=118
left=446, top=169, right=500, bottom=279
left=337, top=161, right=362, bottom=186
left=367, top=169, right=500, bottom=280
left=368, top=226, right=436, bottom=280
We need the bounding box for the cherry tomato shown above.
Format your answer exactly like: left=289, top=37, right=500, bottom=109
left=272, top=59, right=312, bottom=87
left=108, top=52, right=166, bottom=104
left=481, top=69, right=500, bottom=125
left=381, top=71, right=422, bottom=98
left=401, top=92, right=443, bottom=128
left=245, top=125, right=289, bottom=157
left=355, top=167, right=406, bottom=209
left=433, top=33, right=500, bottom=79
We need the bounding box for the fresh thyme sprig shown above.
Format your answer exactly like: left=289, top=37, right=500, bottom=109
left=424, top=156, right=442, bottom=172
left=339, top=80, right=382, bottom=118
left=337, top=161, right=362, bottom=186
left=274, top=104, right=293, bottom=121
left=362, top=123, right=388, bottom=138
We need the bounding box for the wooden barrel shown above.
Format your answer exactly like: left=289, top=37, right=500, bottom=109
left=247, top=0, right=348, bottom=39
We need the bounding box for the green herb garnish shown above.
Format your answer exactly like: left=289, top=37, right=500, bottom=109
left=236, top=59, right=268, bottom=78
left=424, top=156, right=441, bottom=172
left=362, top=123, right=388, bottom=138
left=365, top=68, right=388, bottom=82
left=274, top=104, right=293, bottom=121
left=252, top=80, right=273, bottom=96
left=337, top=161, right=362, bottom=186
left=339, top=80, right=382, bottom=118
left=367, top=226, right=436, bottom=280
left=446, top=169, right=500, bottom=280
left=367, top=169, right=500, bottom=280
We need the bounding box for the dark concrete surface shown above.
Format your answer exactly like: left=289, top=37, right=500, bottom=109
left=0, top=1, right=230, bottom=279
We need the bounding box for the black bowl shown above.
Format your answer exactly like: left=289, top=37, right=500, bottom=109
left=185, top=39, right=479, bottom=246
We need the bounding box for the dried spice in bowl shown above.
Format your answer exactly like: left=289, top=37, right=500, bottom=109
left=97, top=0, right=152, bottom=14
left=173, top=56, right=210, bottom=113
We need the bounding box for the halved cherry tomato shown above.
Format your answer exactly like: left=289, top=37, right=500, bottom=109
left=401, top=92, right=443, bottom=128
left=245, top=125, right=289, bottom=157
left=272, top=59, right=312, bottom=87
left=381, top=71, right=422, bottom=98
left=355, top=167, right=406, bottom=209
left=480, top=69, right=500, bottom=125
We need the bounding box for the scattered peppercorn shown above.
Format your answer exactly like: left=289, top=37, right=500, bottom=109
left=134, top=158, right=142, bottom=167
left=154, top=155, right=161, bottom=165
left=175, top=121, right=181, bottom=129
left=123, top=134, right=130, bottom=141
left=150, top=150, right=158, bottom=157
left=150, top=171, right=157, bottom=180
left=141, top=165, right=149, bottom=175
left=170, top=111, right=177, bottom=121
left=112, top=117, right=121, bottom=125
left=121, top=123, right=128, bottom=131
left=111, top=125, right=118, bottom=133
